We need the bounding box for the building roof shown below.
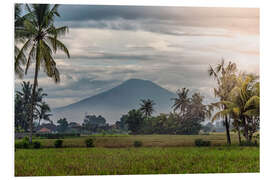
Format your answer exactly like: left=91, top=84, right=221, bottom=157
left=38, top=127, right=51, bottom=133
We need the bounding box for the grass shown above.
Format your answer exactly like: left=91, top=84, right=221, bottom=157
left=17, top=132, right=247, bottom=148
left=15, top=146, right=259, bottom=176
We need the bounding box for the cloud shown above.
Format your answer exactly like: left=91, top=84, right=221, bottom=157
left=15, top=5, right=259, bottom=109
left=57, top=5, right=259, bottom=35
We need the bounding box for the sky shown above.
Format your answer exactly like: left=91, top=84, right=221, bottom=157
left=15, top=5, right=260, bottom=108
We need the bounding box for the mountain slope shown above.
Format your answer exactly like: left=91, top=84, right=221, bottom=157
left=52, top=79, right=176, bottom=124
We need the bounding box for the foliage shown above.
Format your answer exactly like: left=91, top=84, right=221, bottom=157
left=32, top=141, right=42, bottom=149
left=35, top=133, right=80, bottom=139
left=82, top=114, right=109, bottom=133
left=15, top=136, right=32, bottom=149
left=15, top=81, right=50, bottom=132
left=239, top=140, right=259, bottom=147
left=194, top=139, right=211, bottom=147
left=208, top=60, right=238, bottom=145
left=57, top=118, right=69, bottom=133
left=139, top=99, right=155, bottom=118
left=85, top=138, right=95, bottom=148
left=171, top=88, right=190, bottom=115
left=54, top=139, right=63, bottom=148
left=211, top=73, right=260, bottom=143
left=15, top=4, right=70, bottom=143
left=134, top=141, right=143, bottom=147
left=122, top=109, right=145, bottom=134
left=115, top=115, right=129, bottom=132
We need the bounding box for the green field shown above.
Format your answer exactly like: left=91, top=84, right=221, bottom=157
left=15, top=146, right=259, bottom=176
left=16, top=133, right=248, bottom=148
left=14, top=133, right=259, bottom=176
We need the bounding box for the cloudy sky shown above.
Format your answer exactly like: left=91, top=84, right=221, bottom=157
left=15, top=5, right=259, bottom=108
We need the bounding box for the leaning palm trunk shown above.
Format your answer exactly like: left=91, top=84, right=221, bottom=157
left=224, top=116, right=231, bottom=145
left=29, top=54, right=39, bottom=143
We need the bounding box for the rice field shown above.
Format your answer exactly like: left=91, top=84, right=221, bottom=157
left=15, top=146, right=259, bottom=176
left=16, top=132, right=246, bottom=148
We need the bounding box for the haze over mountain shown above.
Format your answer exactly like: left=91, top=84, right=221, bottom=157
left=52, top=79, right=177, bottom=124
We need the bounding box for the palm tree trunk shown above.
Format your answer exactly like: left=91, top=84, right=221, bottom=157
left=235, top=119, right=241, bottom=144
left=237, top=127, right=241, bottom=144
left=243, top=117, right=249, bottom=142
left=29, top=60, right=39, bottom=143
left=225, top=116, right=231, bottom=145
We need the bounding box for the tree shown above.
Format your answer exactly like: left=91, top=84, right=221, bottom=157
left=212, top=73, right=260, bottom=143
left=139, top=99, right=155, bottom=118
left=15, top=4, right=33, bottom=78
left=15, top=4, right=70, bottom=142
left=171, top=88, right=190, bottom=116
left=82, top=114, right=108, bottom=133
left=36, top=102, right=52, bottom=127
left=57, top=118, right=69, bottom=133
left=208, top=59, right=237, bottom=144
left=15, top=81, right=50, bottom=132
left=15, top=93, right=28, bottom=132
left=123, top=109, right=145, bottom=134
left=115, top=115, right=129, bottom=131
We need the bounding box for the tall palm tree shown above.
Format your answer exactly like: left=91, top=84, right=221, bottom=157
left=15, top=4, right=34, bottom=78
left=171, top=88, right=190, bottom=116
left=140, top=99, right=156, bottom=118
left=208, top=59, right=237, bottom=145
left=15, top=4, right=70, bottom=142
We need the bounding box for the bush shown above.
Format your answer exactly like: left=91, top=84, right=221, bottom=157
left=32, top=141, right=41, bottom=149
left=194, top=139, right=211, bottom=147
left=134, top=141, right=143, bottom=147
left=240, top=140, right=259, bottom=147
left=85, top=138, right=95, bottom=147
left=54, top=139, right=63, bottom=148
left=15, top=136, right=31, bottom=149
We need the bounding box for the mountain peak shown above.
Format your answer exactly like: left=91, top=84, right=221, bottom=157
left=53, top=79, right=176, bottom=123
left=123, top=78, right=152, bottom=84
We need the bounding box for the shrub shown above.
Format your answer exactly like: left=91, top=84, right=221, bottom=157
left=54, top=139, right=63, bottom=148
left=240, top=140, right=259, bottom=147
left=134, top=141, right=143, bottom=147
left=194, top=139, right=211, bottom=147
left=15, top=140, right=30, bottom=149
left=85, top=138, right=95, bottom=147
left=15, top=141, right=24, bottom=149
left=35, top=133, right=80, bottom=139
left=32, top=141, right=41, bottom=149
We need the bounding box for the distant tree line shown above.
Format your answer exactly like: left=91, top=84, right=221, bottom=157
left=115, top=90, right=211, bottom=135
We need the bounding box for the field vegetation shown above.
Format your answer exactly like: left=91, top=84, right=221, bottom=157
left=15, top=133, right=252, bottom=148
left=15, top=146, right=259, bottom=176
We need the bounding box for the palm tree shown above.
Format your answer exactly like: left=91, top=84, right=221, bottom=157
left=15, top=81, right=49, bottom=131
left=171, top=88, right=190, bottom=116
left=189, top=92, right=212, bottom=121
left=15, top=4, right=70, bottom=142
left=140, top=99, right=156, bottom=118
left=211, top=74, right=260, bottom=143
left=37, top=102, right=52, bottom=127
left=15, top=4, right=34, bottom=78
left=208, top=59, right=237, bottom=145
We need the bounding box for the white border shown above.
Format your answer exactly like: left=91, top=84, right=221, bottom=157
left=1, top=0, right=269, bottom=180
